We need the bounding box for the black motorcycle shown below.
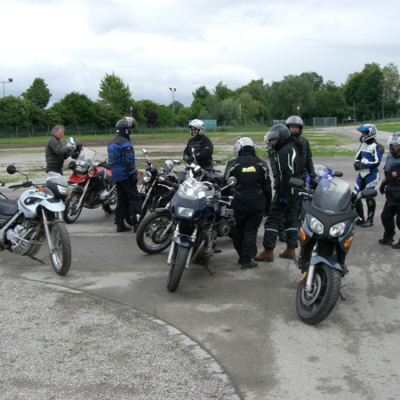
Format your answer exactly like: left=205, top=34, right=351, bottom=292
left=290, top=164, right=377, bottom=325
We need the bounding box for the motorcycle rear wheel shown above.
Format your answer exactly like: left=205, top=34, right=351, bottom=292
left=136, top=212, right=173, bottom=254
left=63, top=192, right=83, bottom=224
left=167, top=245, right=189, bottom=292
left=49, top=221, right=71, bottom=276
left=295, top=263, right=341, bottom=325
left=102, top=185, right=117, bottom=214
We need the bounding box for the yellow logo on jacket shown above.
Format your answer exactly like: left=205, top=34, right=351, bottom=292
left=242, top=166, right=256, bottom=172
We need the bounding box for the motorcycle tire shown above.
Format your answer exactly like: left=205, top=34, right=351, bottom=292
left=49, top=221, right=72, bottom=276
left=102, top=186, right=118, bottom=214
left=295, top=262, right=341, bottom=325
left=136, top=211, right=173, bottom=254
left=166, top=245, right=189, bottom=292
left=63, top=192, right=83, bottom=224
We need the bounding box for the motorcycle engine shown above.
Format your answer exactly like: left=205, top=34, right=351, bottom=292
left=6, top=223, right=42, bottom=256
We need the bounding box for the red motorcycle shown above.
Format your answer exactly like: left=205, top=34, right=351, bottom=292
left=63, top=148, right=117, bottom=223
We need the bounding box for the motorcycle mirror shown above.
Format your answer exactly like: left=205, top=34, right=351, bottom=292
left=0, top=180, right=5, bottom=187
left=173, top=160, right=181, bottom=166
left=289, top=177, right=304, bottom=188
left=361, top=188, right=378, bottom=199
left=142, top=149, right=148, bottom=154
left=67, top=160, right=77, bottom=171
left=227, top=176, right=237, bottom=187
left=6, top=165, right=17, bottom=175
left=334, top=171, right=343, bottom=177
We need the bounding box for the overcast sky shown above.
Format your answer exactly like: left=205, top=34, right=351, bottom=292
left=1, top=0, right=399, bottom=108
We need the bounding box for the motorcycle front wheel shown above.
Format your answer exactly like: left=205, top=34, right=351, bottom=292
left=49, top=221, right=72, bottom=276
left=63, top=192, right=83, bottom=224
left=167, top=245, right=189, bottom=292
left=136, top=212, right=173, bottom=254
left=295, top=263, right=341, bottom=325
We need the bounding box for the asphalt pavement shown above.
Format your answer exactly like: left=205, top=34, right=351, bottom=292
left=1, top=125, right=400, bottom=399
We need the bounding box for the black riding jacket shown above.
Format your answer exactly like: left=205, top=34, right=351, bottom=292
left=383, top=153, right=400, bottom=206
left=45, top=135, right=73, bottom=174
left=183, top=135, right=213, bottom=169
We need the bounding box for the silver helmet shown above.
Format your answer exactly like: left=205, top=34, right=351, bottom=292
left=234, top=137, right=254, bottom=157
left=286, top=115, right=304, bottom=137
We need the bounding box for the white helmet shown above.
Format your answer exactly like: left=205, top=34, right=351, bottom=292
left=189, top=119, right=205, bottom=136
left=66, top=137, right=78, bottom=151
left=234, top=137, right=254, bottom=157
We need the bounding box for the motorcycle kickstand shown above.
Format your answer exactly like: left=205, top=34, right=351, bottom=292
left=202, top=263, right=216, bottom=276
left=339, top=285, right=347, bottom=301
left=29, top=255, right=46, bottom=264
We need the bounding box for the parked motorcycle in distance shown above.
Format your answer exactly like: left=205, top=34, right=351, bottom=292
left=0, top=165, right=72, bottom=276
left=290, top=164, right=377, bottom=325
left=137, top=149, right=180, bottom=224
left=63, top=147, right=117, bottom=223
left=165, top=172, right=236, bottom=292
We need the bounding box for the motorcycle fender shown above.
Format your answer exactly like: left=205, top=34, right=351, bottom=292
left=172, top=235, right=193, bottom=248
left=310, top=255, right=342, bottom=272
left=153, top=208, right=172, bottom=216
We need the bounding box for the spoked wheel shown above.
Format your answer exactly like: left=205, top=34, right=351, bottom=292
left=166, top=245, right=189, bottom=292
left=103, top=185, right=117, bottom=214
left=136, top=212, right=173, bottom=254
left=49, top=221, right=72, bottom=276
left=63, top=192, right=83, bottom=224
left=295, top=263, right=341, bottom=325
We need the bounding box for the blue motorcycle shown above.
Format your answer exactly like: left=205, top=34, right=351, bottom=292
left=165, top=170, right=235, bottom=292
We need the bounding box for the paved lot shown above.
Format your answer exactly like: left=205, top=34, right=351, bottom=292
left=1, top=126, right=399, bottom=399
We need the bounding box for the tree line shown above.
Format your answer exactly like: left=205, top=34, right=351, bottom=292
left=0, top=62, right=399, bottom=130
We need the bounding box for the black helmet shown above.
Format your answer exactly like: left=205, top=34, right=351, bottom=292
left=265, top=124, right=290, bottom=151
left=116, top=117, right=136, bottom=135
left=388, top=132, right=400, bottom=158
left=286, top=115, right=303, bottom=137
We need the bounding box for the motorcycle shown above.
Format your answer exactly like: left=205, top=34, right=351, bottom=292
left=0, top=165, right=72, bottom=276
left=136, top=162, right=235, bottom=254
left=165, top=171, right=236, bottom=292
left=290, top=164, right=377, bottom=325
left=137, top=149, right=180, bottom=224
left=63, top=147, right=117, bottom=223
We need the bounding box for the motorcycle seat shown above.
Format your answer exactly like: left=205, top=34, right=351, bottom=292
left=0, top=197, right=18, bottom=215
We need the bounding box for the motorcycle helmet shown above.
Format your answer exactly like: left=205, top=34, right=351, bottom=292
left=388, top=132, right=400, bottom=158
left=357, top=124, right=377, bottom=143
left=188, top=119, right=205, bottom=136
left=116, top=117, right=136, bottom=135
left=286, top=115, right=304, bottom=137
left=234, top=137, right=254, bottom=157
left=265, top=124, right=290, bottom=152
left=66, top=137, right=78, bottom=151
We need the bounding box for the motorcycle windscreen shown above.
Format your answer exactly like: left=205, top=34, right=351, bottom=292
left=176, top=178, right=213, bottom=202
left=312, top=178, right=352, bottom=213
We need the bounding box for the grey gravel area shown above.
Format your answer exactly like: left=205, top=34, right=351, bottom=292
left=0, top=277, right=239, bottom=400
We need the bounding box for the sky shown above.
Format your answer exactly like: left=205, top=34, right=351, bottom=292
left=1, top=0, right=399, bottom=108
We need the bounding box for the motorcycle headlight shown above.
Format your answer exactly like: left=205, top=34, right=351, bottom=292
left=177, top=206, right=194, bottom=218
left=57, top=185, right=69, bottom=196
left=143, top=171, right=152, bottom=183
left=310, top=217, right=324, bottom=235
left=329, top=222, right=346, bottom=237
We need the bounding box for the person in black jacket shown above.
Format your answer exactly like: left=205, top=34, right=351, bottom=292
left=224, top=137, right=272, bottom=269
left=183, top=119, right=213, bottom=169
left=107, top=117, right=142, bottom=233
left=45, top=125, right=81, bottom=174
left=378, top=133, right=400, bottom=248
left=255, top=124, right=301, bottom=263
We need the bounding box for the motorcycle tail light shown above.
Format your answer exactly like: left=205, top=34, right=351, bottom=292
left=344, top=236, right=354, bottom=248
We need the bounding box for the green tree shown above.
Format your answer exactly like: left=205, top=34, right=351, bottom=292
left=192, top=85, right=211, bottom=104
left=21, top=77, right=52, bottom=109
left=176, top=106, right=194, bottom=126
left=0, top=96, right=34, bottom=127
left=381, top=62, right=400, bottom=111
left=136, top=100, right=158, bottom=127
left=213, top=81, right=234, bottom=101
left=313, top=90, right=349, bottom=120
left=238, top=92, right=260, bottom=123
left=219, top=98, right=240, bottom=125
left=168, top=100, right=184, bottom=115
left=55, top=92, right=97, bottom=125
left=236, top=79, right=270, bottom=121
left=300, top=72, right=324, bottom=91
left=156, top=105, right=175, bottom=126
left=98, top=72, right=132, bottom=116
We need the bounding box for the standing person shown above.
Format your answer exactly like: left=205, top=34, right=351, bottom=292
left=224, top=137, right=272, bottom=269
left=183, top=119, right=214, bottom=169
left=255, top=124, right=301, bottom=262
left=378, top=132, right=400, bottom=248
left=107, top=117, right=142, bottom=233
left=45, top=125, right=81, bottom=174
left=352, top=124, right=384, bottom=227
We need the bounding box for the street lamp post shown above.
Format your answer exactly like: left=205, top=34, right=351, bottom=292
left=169, top=87, right=176, bottom=114
left=382, top=94, right=385, bottom=121
left=1, top=78, right=13, bottom=97
left=297, top=106, right=300, bottom=116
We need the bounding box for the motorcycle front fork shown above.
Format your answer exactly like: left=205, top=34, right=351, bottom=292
left=41, top=209, right=54, bottom=254
left=167, top=224, right=197, bottom=269
left=76, top=179, right=90, bottom=209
